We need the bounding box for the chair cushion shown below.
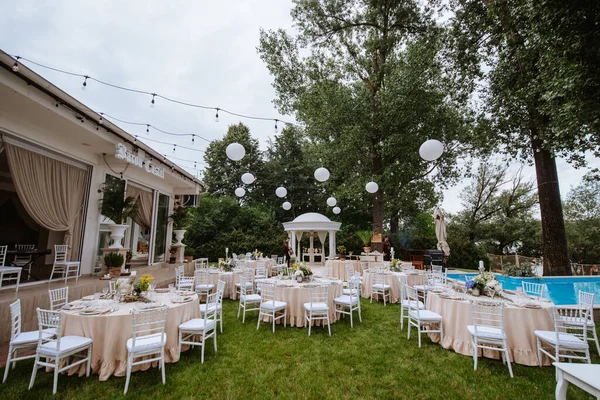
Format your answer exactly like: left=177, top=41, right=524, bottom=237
left=38, top=336, right=92, bottom=355
left=303, top=302, right=329, bottom=311
left=559, top=316, right=593, bottom=327
left=260, top=300, right=287, bottom=311
left=55, top=262, right=80, bottom=266
left=11, top=328, right=55, bottom=345
left=334, top=295, right=359, bottom=306
left=534, top=330, right=589, bottom=349
left=372, top=284, right=391, bottom=290
left=127, top=333, right=167, bottom=352
left=409, top=310, right=442, bottom=321
left=179, top=318, right=217, bottom=332
left=195, top=284, right=215, bottom=290
left=235, top=282, right=254, bottom=288
left=401, top=300, right=425, bottom=310
left=241, top=294, right=262, bottom=303
left=343, top=288, right=360, bottom=296
left=413, top=285, right=431, bottom=291
left=467, top=325, right=506, bottom=340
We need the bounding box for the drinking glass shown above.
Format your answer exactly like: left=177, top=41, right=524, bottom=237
left=169, top=284, right=175, bottom=296
left=102, top=287, right=109, bottom=297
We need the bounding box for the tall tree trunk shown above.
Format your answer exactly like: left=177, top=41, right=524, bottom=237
left=531, top=137, right=571, bottom=276
left=390, top=214, right=399, bottom=234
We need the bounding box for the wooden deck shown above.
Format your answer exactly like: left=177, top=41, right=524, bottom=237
left=0, top=260, right=196, bottom=366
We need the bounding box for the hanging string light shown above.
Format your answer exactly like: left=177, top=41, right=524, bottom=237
left=172, top=144, right=176, bottom=153
left=146, top=124, right=149, bottom=134
left=11, top=56, right=20, bottom=72
left=81, top=75, right=89, bottom=89
left=98, top=113, right=104, bottom=125
left=215, top=108, right=220, bottom=122
left=150, top=93, right=156, bottom=107
left=192, top=134, right=195, bottom=145
left=274, top=119, right=278, bottom=133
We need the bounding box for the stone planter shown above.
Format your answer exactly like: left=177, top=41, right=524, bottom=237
left=108, top=224, right=129, bottom=249
left=108, top=267, right=122, bottom=278
left=173, top=229, right=186, bottom=245
left=363, top=246, right=372, bottom=253
left=296, top=276, right=303, bottom=283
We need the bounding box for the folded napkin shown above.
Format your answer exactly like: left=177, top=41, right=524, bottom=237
left=172, top=296, right=194, bottom=303
left=81, top=295, right=94, bottom=301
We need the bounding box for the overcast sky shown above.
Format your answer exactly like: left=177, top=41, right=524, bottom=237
left=1, top=0, right=597, bottom=214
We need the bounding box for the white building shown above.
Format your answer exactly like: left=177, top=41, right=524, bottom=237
left=0, top=50, right=205, bottom=279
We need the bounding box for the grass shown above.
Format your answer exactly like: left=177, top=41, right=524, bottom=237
left=1, top=299, right=598, bottom=400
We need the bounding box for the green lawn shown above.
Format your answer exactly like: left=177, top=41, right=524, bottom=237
left=1, top=298, right=598, bottom=399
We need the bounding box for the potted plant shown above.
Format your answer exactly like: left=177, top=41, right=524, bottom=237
left=170, top=206, right=190, bottom=245
left=104, top=252, right=125, bottom=278
left=337, top=245, right=347, bottom=260
left=100, top=178, right=139, bottom=249
left=184, top=247, right=195, bottom=262
left=125, top=251, right=132, bottom=269
left=169, top=246, right=177, bottom=264
left=356, top=230, right=373, bottom=253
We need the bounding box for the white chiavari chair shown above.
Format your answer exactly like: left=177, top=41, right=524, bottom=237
left=468, top=299, right=513, bottom=377
left=29, top=308, right=92, bottom=394
left=237, top=276, right=262, bottom=323
left=0, top=245, right=22, bottom=292
left=257, top=283, right=287, bottom=333
left=48, top=287, right=69, bottom=310
left=397, top=274, right=424, bottom=330
left=534, top=306, right=591, bottom=365
left=124, top=305, right=169, bottom=394
left=334, top=279, right=361, bottom=328
left=235, top=268, right=254, bottom=297
left=3, top=299, right=55, bottom=383
left=304, top=286, right=331, bottom=336
left=522, top=281, right=545, bottom=298
left=573, top=291, right=600, bottom=355
left=109, top=279, right=117, bottom=294
left=12, top=244, right=34, bottom=280
left=179, top=293, right=218, bottom=364
left=194, top=270, right=215, bottom=300
left=200, top=279, right=225, bottom=333
left=49, top=245, right=80, bottom=283
left=370, top=270, right=391, bottom=306
left=405, top=286, right=443, bottom=348
left=176, top=265, right=195, bottom=291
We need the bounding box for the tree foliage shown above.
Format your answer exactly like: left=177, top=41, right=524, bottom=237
left=258, top=0, right=472, bottom=250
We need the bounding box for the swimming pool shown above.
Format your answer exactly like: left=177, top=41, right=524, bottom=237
left=447, top=273, right=600, bottom=305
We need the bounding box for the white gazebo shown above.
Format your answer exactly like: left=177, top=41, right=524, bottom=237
left=282, top=212, right=342, bottom=265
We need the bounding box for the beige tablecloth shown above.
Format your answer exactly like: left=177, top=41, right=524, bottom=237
left=260, top=278, right=343, bottom=327
left=361, top=271, right=425, bottom=303
left=426, top=292, right=555, bottom=366
left=204, top=270, right=242, bottom=299
left=238, top=259, right=275, bottom=276
left=61, top=293, right=200, bottom=381
left=324, top=260, right=363, bottom=280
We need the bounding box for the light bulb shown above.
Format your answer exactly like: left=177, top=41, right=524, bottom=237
left=215, top=108, right=220, bottom=122
left=274, top=119, right=278, bottom=133
left=11, top=62, right=19, bottom=72
left=146, top=125, right=150, bottom=134
left=81, top=76, right=88, bottom=89
left=98, top=115, right=103, bottom=125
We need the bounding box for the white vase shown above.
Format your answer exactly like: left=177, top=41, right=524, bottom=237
left=108, top=224, right=129, bottom=249
left=173, top=229, right=186, bottom=245
left=296, top=276, right=303, bottom=283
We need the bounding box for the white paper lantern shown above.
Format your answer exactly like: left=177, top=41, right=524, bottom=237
left=326, top=197, right=337, bottom=207
left=365, top=181, right=379, bottom=193
left=314, top=167, right=330, bottom=182
left=275, top=186, right=287, bottom=198
left=241, top=172, right=255, bottom=184
left=419, top=139, right=444, bottom=161
left=332, top=206, right=341, bottom=214
left=226, top=142, right=246, bottom=161
left=234, top=187, right=245, bottom=197
left=282, top=201, right=292, bottom=210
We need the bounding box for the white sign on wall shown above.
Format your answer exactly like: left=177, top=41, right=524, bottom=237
left=115, top=143, right=165, bottom=179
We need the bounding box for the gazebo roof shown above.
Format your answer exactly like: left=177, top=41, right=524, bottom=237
left=283, top=212, right=341, bottom=232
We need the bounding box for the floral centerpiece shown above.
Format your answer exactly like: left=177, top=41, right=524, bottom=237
left=337, top=245, right=347, bottom=260
left=293, top=263, right=313, bottom=282
left=134, top=274, right=154, bottom=294
left=391, top=258, right=400, bottom=272
left=252, top=250, right=263, bottom=260
left=465, top=271, right=501, bottom=297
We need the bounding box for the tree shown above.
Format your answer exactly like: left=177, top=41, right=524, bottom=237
left=202, top=123, right=264, bottom=202
left=563, top=172, right=600, bottom=264
left=258, top=0, right=469, bottom=251
left=448, top=0, right=600, bottom=275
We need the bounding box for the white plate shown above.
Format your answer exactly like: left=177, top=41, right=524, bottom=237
left=79, top=310, right=100, bottom=315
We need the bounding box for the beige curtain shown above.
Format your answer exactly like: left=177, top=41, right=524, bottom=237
left=127, top=185, right=153, bottom=229
left=5, top=143, right=88, bottom=258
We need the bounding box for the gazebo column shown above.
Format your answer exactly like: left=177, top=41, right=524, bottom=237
left=328, top=230, right=336, bottom=259
left=309, top=232, right=314, bottom=263
left=290, top=231, right=296, bottom=261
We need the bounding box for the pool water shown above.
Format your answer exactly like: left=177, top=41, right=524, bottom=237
left=447, top=273, right=600, bottom=305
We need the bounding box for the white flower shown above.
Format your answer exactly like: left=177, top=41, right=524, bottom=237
left=294, top=270, right=304, bottom=277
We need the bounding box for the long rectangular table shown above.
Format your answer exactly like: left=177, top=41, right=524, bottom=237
left=6, top=248, right=52, bottom=280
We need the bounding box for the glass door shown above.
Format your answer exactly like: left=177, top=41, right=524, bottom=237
left=153, top=193, right=169, bottom=263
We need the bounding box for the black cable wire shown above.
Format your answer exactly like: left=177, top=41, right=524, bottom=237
left=102, top=113, right=212, bottom=142
left=12, top=54, right=297, bottom=126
